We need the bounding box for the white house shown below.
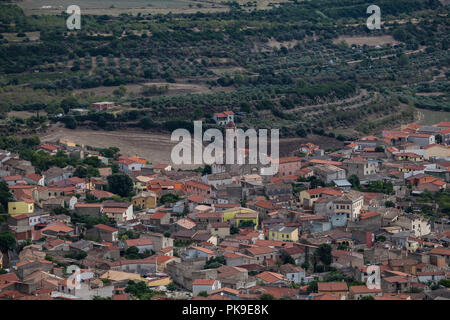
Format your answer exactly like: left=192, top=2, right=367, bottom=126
left=407, top=134, right=435, bottom=147
left=192, top=279, right=221, bottom=296
left=102, top=202, right=134, bottom=222
left=279, top=264, right=306, bottom=284
left=201, top=173, right=233, bottom=188
left=28, top=212, right=51, bottom=227
left=56, top=278, right=114, bottom=300
left=24, top=173, right=45, bottom=186
left=118, top=159, right=144, bottom=174
left=182, top=246, right=216, bottom=260
left=213, top=111, right=234, bottom=125
left=395, top=215, right=431, bottom=237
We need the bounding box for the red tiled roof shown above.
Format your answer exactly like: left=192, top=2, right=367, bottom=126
left=429, top=247, right=450, bottom=256
left=125, top=238, right=153, bottom=247
left=256, top=271, right=287, bottom=283
left=360, top=211, right=381, bottom=220
left=94, top=224, right=117, bottom=233
left=318, top=282, right=348, bottom=292
left=151, top=211, right=170, bottom=220
left=350, top=285, right=381, bottom=294
left=193, top=279, right=216, bottom=286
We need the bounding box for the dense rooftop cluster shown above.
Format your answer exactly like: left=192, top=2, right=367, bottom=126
left=0, top=119, right=449, bottom=300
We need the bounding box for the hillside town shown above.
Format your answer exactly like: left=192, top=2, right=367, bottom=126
left=0, top=119, right=449, bottom=301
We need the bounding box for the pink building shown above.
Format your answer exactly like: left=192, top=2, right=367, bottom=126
left=277, top=156, right=302, bottom=177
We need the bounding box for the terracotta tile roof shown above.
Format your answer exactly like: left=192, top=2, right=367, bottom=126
left=256, top=271, right=287, bottom=283
left=24, top=173, right=42, bottom=181
left=209, top=287, right=239, bottom=296
left=41, top=222, right=74, bottom=234
left=38, top=144, right=59, bottom=151
left=192, top=279, right=216, bottom=286
left=254, top=200, right=277, bottom=210
left=3, top=175, right=22, bottom=181
left=75, top=203, right=102, bottom=208
left=360, top=211, right=381, bottom=220
left=310, top=293, right=340, bottom=300
left=190, top=246, right=215, bottom=255
left=90, top=189, right=115, bottom=199
left=125, top=238, right=153, bottom=247
left=103, top=207, right=127, bottom=214
left=304, top=187, right=343, bottom=196
left=112, top=293, right=130, bottom=300
left=250, top=286, right=298, bottom=299
left=350, top=285, right=381, bottom=294
left=383, top=276, right=409, bottom=284
left=246, top=246, right=276, bottom=256
left=94, top=224, right=118, bottom=233
left=318, top=282, right=348, bottom=292
left=429, top=247, right=450, bottom=256
left=185, top=180, right=211, bottom=191
left=277, top=156, right=302, bottom=164
left=151, top=211, right=170, bottom=220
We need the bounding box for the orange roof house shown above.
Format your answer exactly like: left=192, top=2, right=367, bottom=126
left=255, top=271, right=288, bottom=284
left=317, top=282, right=349, bottom=299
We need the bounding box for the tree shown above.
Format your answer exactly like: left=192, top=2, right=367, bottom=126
left=0, top=181, right=13, bottom=222
left=166, top=281, right=177, bottom=291
left=281, top=251, right=295, bottom=265
left=63, top=116, right=77, bottom=129
left=125, top=246, right=140, bottom=259
left=0, top=231, right=16, bottom=253
left=360, top=295, right=374, bottom=300
left=384, top=201, right=395, bottom=208
left=439, top=279, right=450, bottom=288
left=159, top=194, right=180, bottom=204
left=313, top=244, right=332, bottom=270
left=107, top=173, right=133, bottom=197
left=398, top=54, right=409, bottom=66
left=348, top=175, right=360, bottom=189
left=198, top=291, right=208, bottom=297
left=260, top=293, right=275, bottom=300
left=307, top=280, right=318, bottom=293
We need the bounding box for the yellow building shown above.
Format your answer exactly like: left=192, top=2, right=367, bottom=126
left=59, top=138, right=77, bottom=147
left=223, top=207, right=259, bottom=228
left=8, top=200, right=34, bottom=216
left=223, top=207, right=256, bottom=221
left=394, top=153, right=423, bottom=162
left=268, top=226, right=299, bottom=242
left=299, top=188, right=343, bottom=208
left=132, top=191, right=157, bottom=209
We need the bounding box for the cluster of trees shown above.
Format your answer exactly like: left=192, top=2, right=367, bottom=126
left=125, top=280, right=165, bottom=300
left=204, top=256, right=226, bottom=269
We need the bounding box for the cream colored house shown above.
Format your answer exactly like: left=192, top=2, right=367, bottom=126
left=395, top=214, right=431, bottom=237
left=423, top=144, right=450, bottom=160
left=333, top=190, right=364, bottom=221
